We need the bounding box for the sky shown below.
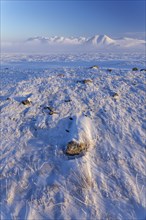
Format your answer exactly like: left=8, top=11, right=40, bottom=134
left=1, top=0, right=146, bottom=42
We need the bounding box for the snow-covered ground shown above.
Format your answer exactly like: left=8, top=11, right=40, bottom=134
left=0, top=53, right=146, bottom=220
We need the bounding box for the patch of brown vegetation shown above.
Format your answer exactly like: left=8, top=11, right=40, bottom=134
left=66, top=141, right=87, bottom=155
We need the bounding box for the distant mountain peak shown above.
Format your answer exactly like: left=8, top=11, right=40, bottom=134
left=22, top=34, right=146, bottom=52
left=85, top=34, right=115, bottom=46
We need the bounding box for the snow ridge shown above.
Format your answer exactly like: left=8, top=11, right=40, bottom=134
left=1, top=34, right=145, bottom=53
left=26, top=34, right=145, bottom=49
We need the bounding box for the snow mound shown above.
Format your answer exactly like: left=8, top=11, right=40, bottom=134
left=66, top=115, right=97, bottom=156
left=69, top=115, right=96, bottom=146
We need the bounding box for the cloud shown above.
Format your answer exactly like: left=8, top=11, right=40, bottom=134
left=123, top=32, right=145, bottom=40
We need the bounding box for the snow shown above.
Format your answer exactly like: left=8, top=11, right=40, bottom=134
left=86, top=35, right=115, bottom=47
left=1, top=34, right=145, bottom=53
left=67, top=115, right=97, bottom=148
left=0, top=52, right=146, bottom=220
left=25, top=34, right=145, bottom=48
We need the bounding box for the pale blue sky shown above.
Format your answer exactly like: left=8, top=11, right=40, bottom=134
left=1, top=0, right=145, bottom=41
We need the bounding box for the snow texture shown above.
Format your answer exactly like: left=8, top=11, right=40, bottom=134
left=0, top=52, right=146, bottom=220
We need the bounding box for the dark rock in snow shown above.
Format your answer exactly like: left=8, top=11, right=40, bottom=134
left=107, top=69, right=112, bottom=72
left=57, top=74, right=65, bottom=77
left=6, top=98, right=11, bottom=101
left=44, top=106, right=54, bottom=111
left=65, top=99, right=71, bottom=102
left=76, top=79, right=92, bottom=84
left=49, top=111, right=54, bottom=115
left=83, top=79, right=93, bottom=84
left=89, top=65, right=99, bottom=69
left=140, top=69, right=146, bottom=72
left=44, top=106, right=58, bottom=115
left=112, top=93, right=119, bottom=100
left=132, top=67, right=138, bottom=71
left=22, top=98, right=31, bottom=105
left=49, top=110, right=58, bottom=115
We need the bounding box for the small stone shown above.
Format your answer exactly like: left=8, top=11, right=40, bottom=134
left=65, top=99, right=71, bottom=102
left=6, top=98, right=11, bottom=101
left=83, top=79, right=93, bottom=84
left=112, top=93, right=119, bottom=100
left=66, top=141, right=87, bottom=156
left=107, top=69, right=112, bottom=72
left=44, top=106, right=58, bottom=115
left=49, top=111, right=54, bottom=115
left=44, top=106, right=54, bottom=111
left=140, top=69, right=146, bottom=72
left=57, top=74, right=65, bottom=77
left=49, top=110, right=58, bottom=115
left=132, top=67, right=138, bottom=71
left=22, top=98, right=31, bottom=105
left=89, top=65, right=99, bottom=69
left=69, top=117, right=73, bottom=120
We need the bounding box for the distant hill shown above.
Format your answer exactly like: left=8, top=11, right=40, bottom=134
left=2, top=34, right=145, bottom=53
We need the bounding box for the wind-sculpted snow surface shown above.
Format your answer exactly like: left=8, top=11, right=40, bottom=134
left=0, top=54, right=146, bottom=220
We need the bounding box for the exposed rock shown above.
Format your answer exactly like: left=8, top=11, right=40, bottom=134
left=22, top=98, right=31, bottom=105
left=44, top=106, right=58, bottom=115
left=112, top=93, right=119, bottom=100
left=44, top=106, right=54, bottom=111
left=76, top=79, right=92, bottom=84
left=49, top=111, right=54, bottom=115
left=66, top=141, right=87, bottom=156
left=83, top=79, right=93, bottom=84
left=89, top=65, right=99, bottom=69
left=57, top=74, right=65, bottom=77
left=140, top=69, right=146, bottom=72
left=6, top=98, right=11, bottom=101
left=107, top=69, right=112, bottom=72
left=65, top=99, right=71, bottom=102
left=49, top=110, right=58, bottom=115
left=132, top=67, right=138, bottom=71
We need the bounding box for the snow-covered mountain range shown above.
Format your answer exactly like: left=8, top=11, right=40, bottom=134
left=2, top=35, right=145, bottom=53
left=26, top=34, right=145, bottom=49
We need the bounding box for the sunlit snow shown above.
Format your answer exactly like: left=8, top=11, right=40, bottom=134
left=0, top=52, right=146, bottom=220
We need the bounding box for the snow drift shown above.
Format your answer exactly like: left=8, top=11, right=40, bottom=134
left=66, top=115, right=96, bottom=155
